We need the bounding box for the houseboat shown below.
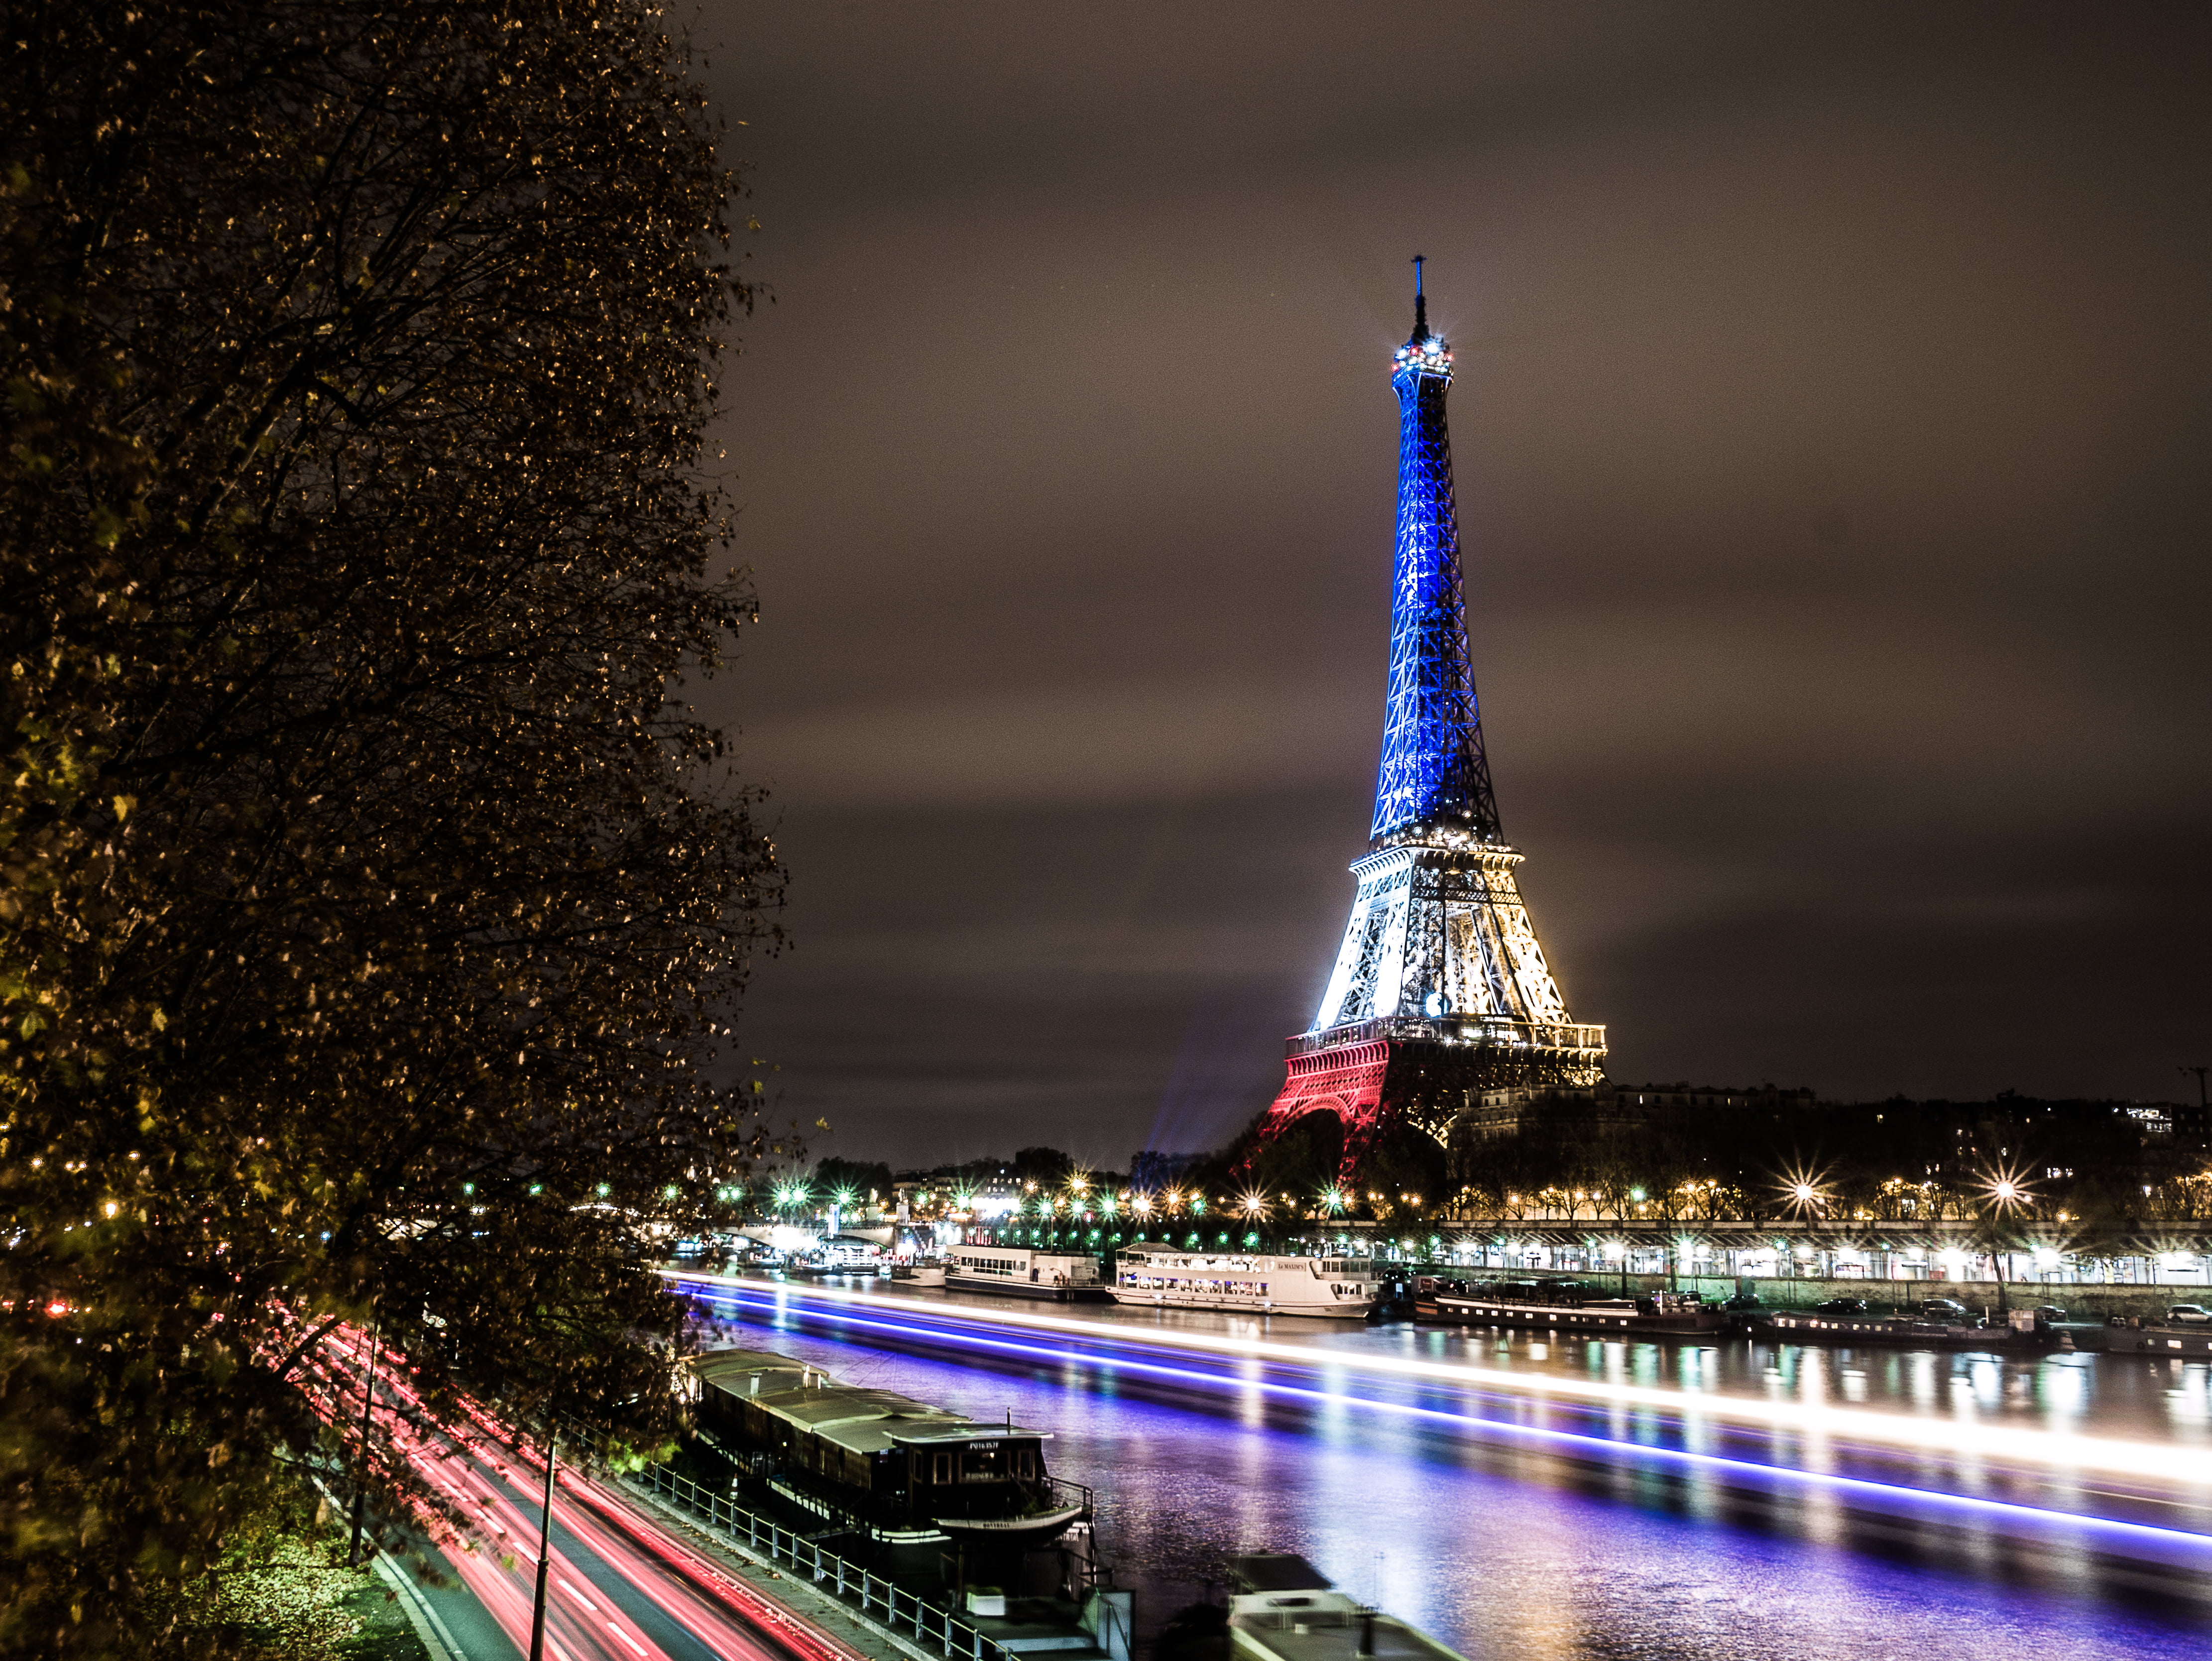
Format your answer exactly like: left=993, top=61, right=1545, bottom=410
left=1113, top=1249, right=1383, bottom=1318
left=1412, top=1276, right=1727, bottom=1338
left=693, top=1345, right=1091, bottom=1544
left=943, top=1244, right=1108, bottom=1301
left=1225, top=1553, right=1467, bottom=1661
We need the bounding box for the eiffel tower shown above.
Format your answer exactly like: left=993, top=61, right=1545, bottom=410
left=1245, top=259, right=1605, bottom=1184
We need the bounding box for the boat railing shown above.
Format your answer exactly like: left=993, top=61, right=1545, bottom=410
left=1235, top=1610, right=1360, bottom=1632
left=632, top=1462, right=1020, bottom=1661
left=1040, top=1474, right=1095, bottom=1519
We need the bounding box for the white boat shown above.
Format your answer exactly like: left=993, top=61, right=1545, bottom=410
left=1112, top=1249, right=1381, bottom=1318
left=1226, top=1553, right=1466, bottom=1661
left=943, top=1245, right=1107, bottom=1301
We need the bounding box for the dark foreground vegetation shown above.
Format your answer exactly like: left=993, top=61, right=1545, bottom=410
left=1, top=4, right=778, bottom=1653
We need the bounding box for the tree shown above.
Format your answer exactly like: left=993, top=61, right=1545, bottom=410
left=0, top=3, right=779, bottom=1652
left=1012, top=1146, right=1075, bottom=1188
left=812, top=1158, right=895, bottom=1206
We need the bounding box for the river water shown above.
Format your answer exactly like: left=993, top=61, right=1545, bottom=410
left=676, top=1276, right=2212, bottom=1661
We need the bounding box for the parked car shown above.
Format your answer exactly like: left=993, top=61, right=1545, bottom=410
left=1919, top=1298, right=1974, bottom=1322
left=2165, top=1305, right=2212, bottom=1326
left=1809, top=1298, right=1870, bottom=1316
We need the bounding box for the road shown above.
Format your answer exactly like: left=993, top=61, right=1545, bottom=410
left=315, top=1330, right=862, bottom=1661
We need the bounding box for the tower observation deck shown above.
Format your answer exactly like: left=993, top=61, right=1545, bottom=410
left=1245, top=261, right=1606, bottom=1183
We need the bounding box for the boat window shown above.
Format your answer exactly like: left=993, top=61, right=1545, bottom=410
left=932, top=1451, right=953, bottom=1483
left=962, top=1445, right=1009, bottom=1483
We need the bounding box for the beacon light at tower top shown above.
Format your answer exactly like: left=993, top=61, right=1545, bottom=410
left=1392, top=334, right=1452, bottom=376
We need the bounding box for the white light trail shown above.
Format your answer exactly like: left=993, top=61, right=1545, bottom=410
left=670, top=1271, right=2212, bottom=1489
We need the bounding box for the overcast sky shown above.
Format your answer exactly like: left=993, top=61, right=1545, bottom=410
left=682, top=2, right=2212, bottom=1170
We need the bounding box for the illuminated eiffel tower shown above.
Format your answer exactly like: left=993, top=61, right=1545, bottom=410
left=1246, top=259, right=1605, bottom=1183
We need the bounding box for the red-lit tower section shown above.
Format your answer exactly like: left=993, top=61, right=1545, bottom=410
left=1246, top=262, right=1605, bottom=1184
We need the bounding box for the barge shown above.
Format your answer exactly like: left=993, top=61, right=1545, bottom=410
left=1412, top=1276, right=1725, bottom=1338
left=943, top=1244, right=1109, bottom=1301
left=693, top=1344, right=1091, bottom=1544
left=1114, top=1250, right=1383, bottom=1318
left=1750, top=1308, right=2010, bottom=1348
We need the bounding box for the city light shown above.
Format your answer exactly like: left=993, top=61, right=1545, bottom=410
left=1780, top=1167, right=1830, bottom=1215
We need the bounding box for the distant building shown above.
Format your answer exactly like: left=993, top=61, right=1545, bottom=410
left=1452, top=1080, right=1817, bottom=1141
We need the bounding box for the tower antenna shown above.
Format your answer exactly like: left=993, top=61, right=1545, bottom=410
left=1411, top=254, right=1426, bottom=334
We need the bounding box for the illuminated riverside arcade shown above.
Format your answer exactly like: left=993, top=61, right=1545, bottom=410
left=1248, top=261, right=1604, bottom=1182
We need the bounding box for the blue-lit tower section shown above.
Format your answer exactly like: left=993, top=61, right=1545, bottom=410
left=1370, top=285, right=1499, bottom=842
left=1245, top=263, right=1605, bottom=1184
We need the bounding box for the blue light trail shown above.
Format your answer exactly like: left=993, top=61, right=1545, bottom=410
left=674, top=1277, right=2212, bottom=1566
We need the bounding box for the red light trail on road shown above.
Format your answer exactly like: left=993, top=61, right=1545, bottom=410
left=294, top=1321, right=863, bottom=1661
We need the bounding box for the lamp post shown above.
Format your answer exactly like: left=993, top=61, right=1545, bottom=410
left=1980, top=1172, right=2030, bottom=1317
left=346, top=1314, right=382, bottom=1567
left=528, top=1429, right=558, bottom=1661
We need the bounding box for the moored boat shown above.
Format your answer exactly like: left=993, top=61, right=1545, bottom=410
left=693, top=1344, right=1092, bottom=1543
left=1113, top=1249, right=1382, bottom=1318
left=1226, top=1553, right=1466, bottom=1661
left=1411, top=1275, right=1726, bottom=1337
left=943, top=1244, right=1109, bottom=1301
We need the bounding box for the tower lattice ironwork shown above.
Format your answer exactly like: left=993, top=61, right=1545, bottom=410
left=1246, top=260, right=1605, bottom=1184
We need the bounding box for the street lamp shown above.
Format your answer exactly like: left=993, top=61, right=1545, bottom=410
left=1979, top=1167, right=2033, bottom=1315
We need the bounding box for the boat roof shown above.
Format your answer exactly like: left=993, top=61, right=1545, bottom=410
left=1228, top=1553, right=1333, bottom=1593
left=690, top=1342, right=1051, bottom=1448
left=696, top=1347, right=813, bottom=1377
left=754, top=1386, right=931, bottom=1427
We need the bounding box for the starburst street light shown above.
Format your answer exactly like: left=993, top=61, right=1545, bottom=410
left=1239, top=1192, right=1269, bottom=1220
left=1779, top=1166, right=1830, bottom=1217
left=1980, top=1167, right=2033, bottom=1213
left=1319, top=1188, right=1346, bottom=1215
left=1131, top=1192, right=1153, bottom=1217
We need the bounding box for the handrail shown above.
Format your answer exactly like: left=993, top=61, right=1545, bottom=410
left=629, top=1462, right=1015, bottom=1661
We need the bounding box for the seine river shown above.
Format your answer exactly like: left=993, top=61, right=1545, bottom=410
left=679, top=1277, right=2212, bottom=1661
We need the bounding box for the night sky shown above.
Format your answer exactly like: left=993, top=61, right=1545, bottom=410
left=683, top=4, right=2212, bottom=1171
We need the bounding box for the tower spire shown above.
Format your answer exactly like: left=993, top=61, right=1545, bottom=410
left=1373, top=264, right=1499, bottom=843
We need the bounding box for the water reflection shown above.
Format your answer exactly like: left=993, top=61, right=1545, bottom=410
left=686, top=1283, right=2212, bottom=1661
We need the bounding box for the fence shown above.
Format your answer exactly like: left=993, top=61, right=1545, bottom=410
left=630, top=1462, right=1016, bottom=1661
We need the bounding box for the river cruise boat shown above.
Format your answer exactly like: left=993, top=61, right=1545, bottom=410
left=693, top=1345, right=1091, bottom=1544
left=943, top=1244, right=1108, bottom=1301
left=1412, top=1276, right=1726, bottom=1338
left=1113, top=1249, right=1382, bottom=1318
left=1226, top=1553, right=1467, bottom=1661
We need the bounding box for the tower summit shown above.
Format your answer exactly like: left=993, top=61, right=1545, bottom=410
left=1243, top=263, right=1605, bottom=1184
left=1372, top=252, right=1499, bottom=844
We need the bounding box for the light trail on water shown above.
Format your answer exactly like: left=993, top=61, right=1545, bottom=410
left=672, top=1274, right=2212, bottom=1561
